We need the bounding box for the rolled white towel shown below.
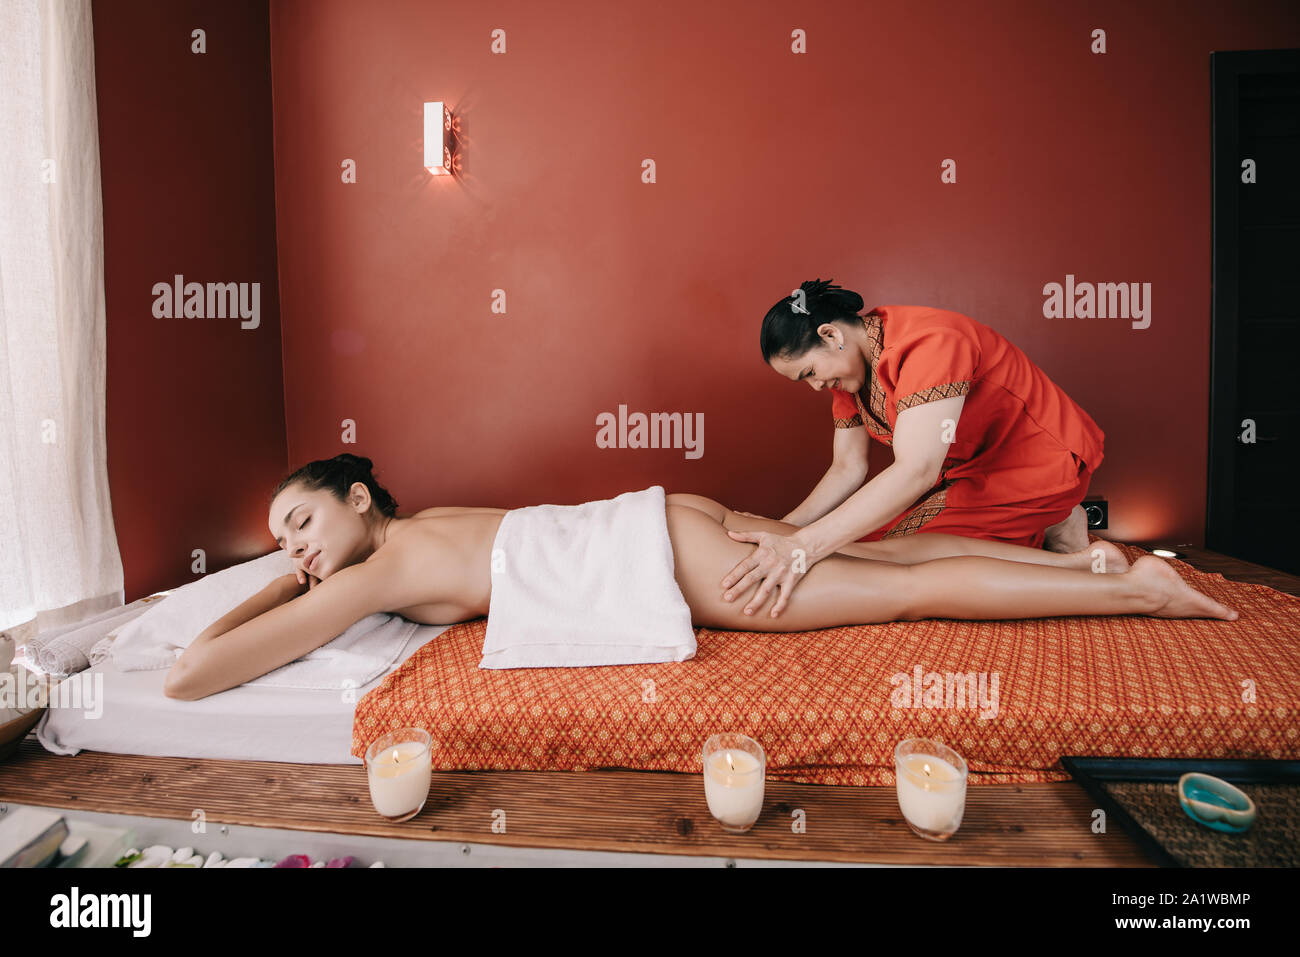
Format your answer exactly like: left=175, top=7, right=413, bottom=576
left=21, top=600, right=155, bottom=676
left=86, top=633, right=117, bottom=667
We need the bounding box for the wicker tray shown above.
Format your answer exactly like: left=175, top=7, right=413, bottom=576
left=1060, top=756, right=1300, bottom=867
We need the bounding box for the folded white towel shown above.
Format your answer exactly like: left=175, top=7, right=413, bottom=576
left=243, top=613, right=418, bottom=691
left=480, top=485, right=697, bottom=668
left=110, top=551, right=416, bottom=690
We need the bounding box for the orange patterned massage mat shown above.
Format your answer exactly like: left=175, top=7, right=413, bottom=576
left=352, top=540, right=1300, bottom=785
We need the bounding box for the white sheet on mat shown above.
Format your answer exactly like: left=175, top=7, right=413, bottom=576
left=35, top=617, right=450, bottom=765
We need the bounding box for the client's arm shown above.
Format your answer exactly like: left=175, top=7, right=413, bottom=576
left=164, top=555, right=401, bottom=701
left=187, top=573, right=304, bottom=647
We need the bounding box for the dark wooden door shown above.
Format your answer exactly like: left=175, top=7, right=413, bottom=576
left=1209, top=50, right=1300, bottom=575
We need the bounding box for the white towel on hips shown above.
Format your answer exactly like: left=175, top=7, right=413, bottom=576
left=480, top=485, right=697, bottom=668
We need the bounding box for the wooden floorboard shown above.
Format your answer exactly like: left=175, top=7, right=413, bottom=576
left=1, top=541, right=1291, bottom=866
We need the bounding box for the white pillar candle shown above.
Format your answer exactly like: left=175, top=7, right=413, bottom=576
left=895, top=753, right=965, bottom=834
left=367, top=741, right=432, bottom=819
left=703, top=749, right=764, bottom=828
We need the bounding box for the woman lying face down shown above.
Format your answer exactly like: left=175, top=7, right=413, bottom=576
left=162, top=454, right=1238, bottom=700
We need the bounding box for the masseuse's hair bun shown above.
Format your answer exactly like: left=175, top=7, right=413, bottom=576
left=270, top=452, right=399, bottom=519
left=797, top=278, right=864, bottom=316
left=759, top=277, right=867, bottom=362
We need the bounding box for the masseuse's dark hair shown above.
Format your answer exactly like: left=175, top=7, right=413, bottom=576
left=271, top=453, right=399, bottom=519
left=760, top=278, right=867, bottom=363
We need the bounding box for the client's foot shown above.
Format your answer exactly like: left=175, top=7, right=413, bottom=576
left=1130, top=555, right=1239, bottom=620
left=1072, top=538, right=1130, bottom=574
left=1043, top=505, right=1089, bottom=553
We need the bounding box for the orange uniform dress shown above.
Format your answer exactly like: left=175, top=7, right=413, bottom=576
left=829, top=305, right=1104, bottom=548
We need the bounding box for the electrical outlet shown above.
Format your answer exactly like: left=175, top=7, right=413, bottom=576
left=1082, top=498, right=1108, bottom=530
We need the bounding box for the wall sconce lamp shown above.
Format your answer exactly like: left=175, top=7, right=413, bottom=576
left=424, top=101, right=457, bottom=176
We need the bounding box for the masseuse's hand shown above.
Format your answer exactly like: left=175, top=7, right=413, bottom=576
left=720, top=530, right=819, bottom=618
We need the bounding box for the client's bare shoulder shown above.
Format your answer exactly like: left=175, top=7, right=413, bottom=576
left=371, top=507, right=506, bottom=626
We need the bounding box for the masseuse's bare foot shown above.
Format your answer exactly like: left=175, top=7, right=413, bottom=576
left=1043, top=505, right=1089, bottom=553
left=1071, top=538, right=1130, bottom=574
left=1130, top=555, right=1239, bottom=620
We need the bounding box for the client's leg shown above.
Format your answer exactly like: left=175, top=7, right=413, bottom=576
left=664, top=503, right=1238, bottom=633
left=665, top=492, right=1129, bottom=573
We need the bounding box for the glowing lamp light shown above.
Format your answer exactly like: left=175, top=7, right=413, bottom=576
left=424, top=101, right=456, bottom=176
left=1152, top=548, right=1179, bottom=558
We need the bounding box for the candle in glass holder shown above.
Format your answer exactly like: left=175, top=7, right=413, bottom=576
left=702, top=733, right=765, bottom=833
left=894, top=738, right=967, bottom=840
left=365, top=728, right=432, bottom=822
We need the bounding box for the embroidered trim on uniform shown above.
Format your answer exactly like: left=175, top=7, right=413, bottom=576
left=896, top=380, right=972, bottom=415
left=834, top=413, right=864, bottom=429
left=882, top=479, right=953, bottom=538
left=851, top=313, right=893, bottom=443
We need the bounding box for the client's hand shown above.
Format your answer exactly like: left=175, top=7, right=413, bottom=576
left=720, top=530, right=820, bottom=618
left=294, top=567, right=321, bottom=592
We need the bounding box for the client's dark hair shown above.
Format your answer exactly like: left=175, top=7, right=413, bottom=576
left=271, top=453, right=398, bottom=519
left=760, top=278, right=867, bottom=363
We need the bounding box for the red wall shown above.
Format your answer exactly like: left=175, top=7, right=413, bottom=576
left=94, top=0, right=287, bottom=600
left=97, top=0, right=1300, bottom=601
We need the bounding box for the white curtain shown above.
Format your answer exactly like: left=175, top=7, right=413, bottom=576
left=0, top=0, right=123, bottom=650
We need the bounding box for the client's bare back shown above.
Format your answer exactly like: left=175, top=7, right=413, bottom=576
left=378, top=509, right=505, bottom=625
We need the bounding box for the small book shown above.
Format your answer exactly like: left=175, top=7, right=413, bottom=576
left=0, top=808, right=69, bottom=868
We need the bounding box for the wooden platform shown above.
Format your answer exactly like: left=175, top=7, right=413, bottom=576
left=3, top=541, right=1296, bottom=866
left=0, top=739, right=1147, bottom=865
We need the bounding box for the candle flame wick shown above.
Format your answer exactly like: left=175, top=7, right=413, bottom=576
left=923, top=762, right=931, bottom=776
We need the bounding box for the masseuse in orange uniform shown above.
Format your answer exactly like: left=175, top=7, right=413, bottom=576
left=722, top=278, right=1105, bottom=618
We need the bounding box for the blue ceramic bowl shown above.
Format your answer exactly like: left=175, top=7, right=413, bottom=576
left=1177, top=773, right=1256, bottom=833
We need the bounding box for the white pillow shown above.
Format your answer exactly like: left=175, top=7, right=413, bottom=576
left=110, top=551, right=293, bottom=671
